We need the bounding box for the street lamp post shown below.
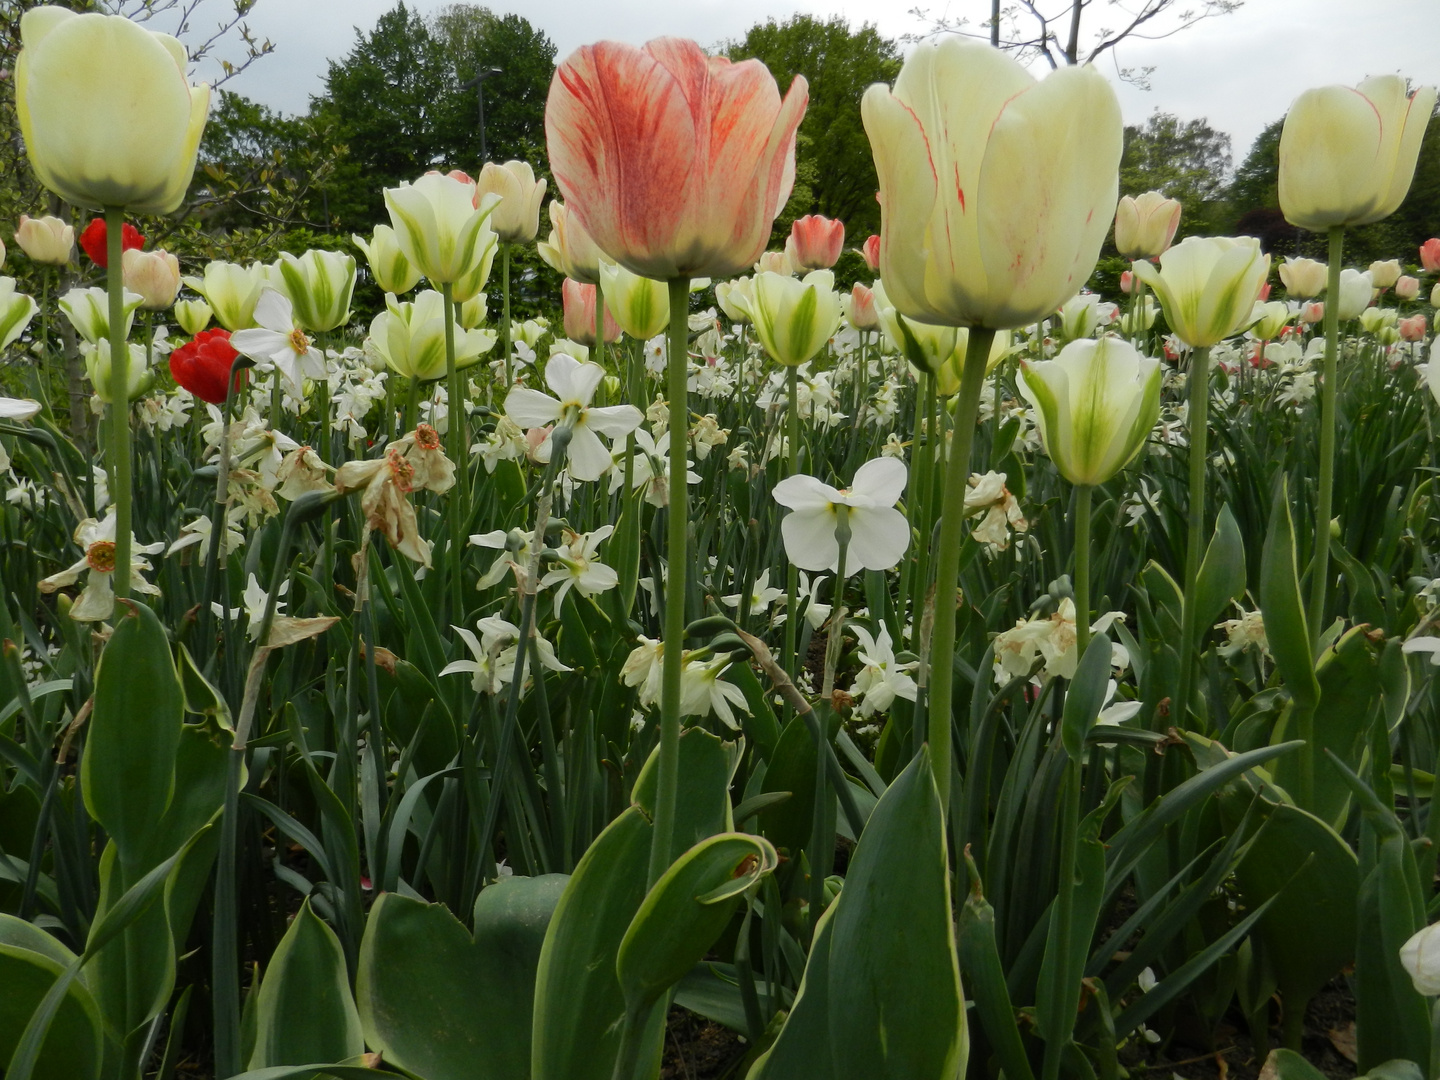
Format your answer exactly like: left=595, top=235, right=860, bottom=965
left=459, top=66, right=503, bottom=163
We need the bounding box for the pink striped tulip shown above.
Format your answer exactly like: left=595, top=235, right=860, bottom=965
left=786, top=214, right=845, bottom=270
left=562, top=278, right=620, bottom=346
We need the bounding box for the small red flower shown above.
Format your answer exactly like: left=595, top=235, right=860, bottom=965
left=78, top=218, right=144, bottom=268
left=169, top=328, right=247, bottom=404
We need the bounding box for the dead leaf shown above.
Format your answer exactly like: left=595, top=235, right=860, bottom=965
left=1327, top=1022, right=1357, bottom=1064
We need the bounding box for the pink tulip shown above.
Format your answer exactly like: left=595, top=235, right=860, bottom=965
left=562, top=277, right=620, bottom=346
left=1300, top=301, right=1325, bottom=325
left=1120, top=270, right=1135, bottom=294
left=845, top=282, right=879, bottom=331
left=1258, top=282, right=1271, bottom=301
left=546, top=38, right=808, bottom=281
left=1396, top=275, right=1421, bottom=301
left=786, top=214, right=844, bottom=270
left=1399, top=313, right=1428, bottom=341
left=859, top=234, right=880, bottom=271
left=1421, top=238, right=1440, bottom=272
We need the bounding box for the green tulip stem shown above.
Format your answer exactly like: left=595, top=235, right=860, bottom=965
left=1074, top=484, right=1093, bottom=658
left=594, top=275, right=605, bottom=372
left=901, top=370, right=935, bottom=726
left=783, top=363, right=801, bottom=682
left=809, top=506, right=850, bottom=944
left=406, top=376, right=421, bottom=434
left=104, top=206, right=133, bottom=602
left=501, top=241, right=512, bottom=388
left=648, top=275, right=692, bottom=890
left=442, top=282, right=466, bottom=626
left=1175, top=344, right=1212, bottom=727
left=1306, top=226, right=1345, bottom=648
left=928, top=326, right=996, bottom=812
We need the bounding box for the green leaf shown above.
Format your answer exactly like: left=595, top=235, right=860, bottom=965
left=1191, top=504, right=1247, bottom=646
left=745, top=904, right=839, bottom=1080
left=957, top=861, right=1034, bottom=1080
left=632, top=726, right=736, bottom=847
left=0, top=937, right=103, bottom=1080
left=249, top=900, right=363, bottom=1070
left=177, top=644, right=233, bottom=729
left=82, top=600, right=184, bottom=869
left=1258, top=482, right=1319, bottom=711
left=1259, top=1049, right=1328, bottom=1080
left=1062, top=630, right=1112, bottom=763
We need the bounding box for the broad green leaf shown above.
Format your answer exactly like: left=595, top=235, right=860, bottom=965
left=745, top=904, right=839, bottom=1080
left=1061, top=630, right=1111, bottom=763
left=1258, top=482, right=1319, bottom=712
left=632, top=726, right=736, bottom=847
left=957, top=861, right=1033, bottom=1080
left=1191, top=504, right=1247, bottom=646
left=0, top=943, right=103, bottom=1080
left=250, top=900, right=362, bottom=1070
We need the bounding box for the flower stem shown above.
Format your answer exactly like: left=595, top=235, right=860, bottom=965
left=594, top=275, right=605, bottom=371
left=1306, top=226, right=1345, bottom=648
left=501, top=242, right=512, bottom=387
left=928, top=327, right=995, bottom=812
left=1175, top=344, right=1212, bottom=726
left=1074, top=484, right=1093, bottom=658
left=809, top=508, right=849, bottom=943
left=443, top=282, right=466, bottom=625
left=104, top=206, right=132, bottom=601
left=648, top=276, right=691, bottom=889
left=783, top=363, right=800, bottom=681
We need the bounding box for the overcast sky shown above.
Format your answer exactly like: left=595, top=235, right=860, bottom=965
left=198, top=0, right=1440, bottom=166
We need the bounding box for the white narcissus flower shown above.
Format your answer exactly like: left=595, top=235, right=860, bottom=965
left=37, top=511, right=164, bottom=621
left=440, top=616, right=571, bottom=697
left=503, top=353, right=643, bottom=481
left=540, top=525, right=619, bottom=615
left=231, top=289, right=327, bottom=394
left=1018, top=337, right=1162, bottom=487
left=772, top=457, right=910, bottom=577
left=992, top=598, right=1126, bottom=682
left=747, top=269, right=843, bottom=368
left=679, top=654, right=751, bottom=729
left=167, top=506, right=245, bottom=560
left=384, top=171, right=500, bottom=285
left=0, top=396, right=42, bottom=421
left=622, top=635, right=665, bottom=708
left=212, top=573, right=288, bottom=639
left=1130, top=236, right=1270, bottom=348
left=1400, top=922, right=1440, bottom=996
left=850, top=624, right=918, bottom=717
left=470, top=528, right=535, bottom=590
left=797, top=571, right=832, bottom=630
left=722, top=568, right=785, bottom=614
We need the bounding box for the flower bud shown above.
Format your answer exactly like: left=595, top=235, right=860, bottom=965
left=715, top=277, right=753, bottom=325
left=1399, top=313, right=1428, bottom=342
left=1336, top=268, right=1375, bottom=321
left=562, top=278, right=619, bottom=346
left=14, top=214, right=73, bottom=264
left=843, top=282, right=879, bottom=331
left=273, top=248, right=356, bottom=332
left=1131, top=236, right=1270, bottom=348
left=599, top=260, right=670, bottom=340
left=456, top=292, right=488, bottom=330
left=1299, top=301, right=1324, bottom=325
left=1369, top=259, right=1402, bottom=289
left=368, top=289, right=495, bottom=381
left=1400, top=922, right=1440, bottom=996
left=1396, top=275, right=1421, bottom=301
left=121, top=247, right=180, bottom=310
left=1421, top=239, right=1440, bottom=273
left=1278, top=257, right=1327, bottom=299
left=59, top=284, right=142, bottom=344
left=1058, top=293, right=1113, bottom=340
left=786, top=214, right=845, bottom=271
left=353, top=225, right=420, bottom=296
left=1249, top=300, right=1290, bottom=340
left=1359, top=307, right=1397, bottom=335
left=476, top=160, right=547, bottom=245
left=755, top=249, right=795, bottom=277
left=537, top=200, right=602, bottom=285
left=1119, top=270, right=1134, bottom=294
left=85, top=338, right=152, bottom=403
left=182, top=261, right=266, bottom=331
left=174, top=298, right=212, bottom=336
left=857, top=234, right=880, bottom=272
left=748, top=269, right=843, bottom=367
left=1114, top=191, right=1181, bottom=259
left=0, top=278, right=38, bottom=349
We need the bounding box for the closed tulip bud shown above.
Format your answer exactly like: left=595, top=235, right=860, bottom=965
left=1369, top=259, right=1402, bottom=289
left=14, top=214, right=73, bottom=265
left=1278, top=257, right=1328, bottom=299
left=477, top=160, right=547, bottom=245
left=183, top=261, right=267, bottom=331
left=1396, top=275, right=1421, bottom=301
left=121, top=248, right=180, bottom=310
left=385, top=171, right=500, bottom=285
left=786, top=215, right=845, bottom=271
left=935, top=328, right=1012, bottom=395
left=368, top=290, right=496, bottom=382
left=1280, top=75, right=1436, bottom=230
left=168, top=327, right=244, bottom=404
left=78, top=217, right=143, bottom=268
left=1336, top=268, right=1374, bottom=320
left=1249, top=300, right=1291, bottom=340
left=1300, top=302, right=1325, bottom=325
left=1019, top=336, right=1162, bottom=486
left=755, top=249, right=796, bottom=277
left=1433, top=282, right=1440, bottom=307
left=1119, top=296, right=1158, bottom=335
left=353, top=226, right=420, bottom=296
left=1401, top=923, right=1440, bottom=997
left=857, top=234, right=880, bottom=272
left=1421, top=239, right=1440, bottom=273
left=547, top=37, right=807, bottom=280
left=749, top=269, right=843, bottom=367
left=1399, top=313, right=1428, bottom=342
left=1114, top=191, right=1181, bottom=259
left=563, top=278, right=620, bottom=346
left=599, top=260, right=670, bottom=340
left=715, top=277, right=754, bottom=325
left=85, top=339, right=152, bottom=402
left=1359, top=306, right=1398, bottom=335
left=1058, top=293, right=1110, bottom=340
left=0, top=278, right=39, bottom=349
left=537, top=200, right=603, bottom=285
left=15, top=7, right=210, bottom=214
left=1130, top=236, right=1270, bottom=348
left=272, top=249, right=356, bottom=332
left=863, top=39, right=1122, bottom=330
left=450, top=229, right=499, bottom=304
left=456, top=293, right=488, bottom=330
left=843, top=283, right=879, bottom=331
left=873, top=280, right=956, bottom=373
left=516, top=318, right=549, bottom=349
left=60, top=284, right=141, bottom=345
left=1120, top=270, right=1135, bottom=294
left=174, top=298, right=212, bottom=336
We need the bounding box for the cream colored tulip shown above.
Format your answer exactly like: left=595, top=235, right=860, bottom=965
left=1278, top=257, right=1327, bottom=299
left=755, top=250, right=796, bottom=277
left=369, top=290, right=496, bottom=382
left=1130, top=236, right=1270, bottom=348
left=121, top=248, right=180, bottom=310
left=60, top=285, right=142, bottom=345
left=450, top=230, right=498, bottom=304
left=715, top=277, right=754, bottom=325
left=934, top=329, right=1012, bottom=396
left=537, top=201, right=602, bottom=285
left=385, top=172, right=500, bottom=285
left=477, top=161, right=547, bottom=245
left=1249, top=300, right=1290, bottom=340
left=174, top=298, right=211, bottom=336
left=85, top=339, right=152, bottom=403
left=0, top=279, right=38, bottom=349
left=14, top=214, right=73, bottom=265
left=599, top=261, right=669, bottom=340
left=1336, top=268, right=1374, bottom=320
left=747, top=269, right=843, bottom=367
left=1279, top=75, right=1436, bottom=230
left=183, top=261, right=266, bottom=331
left=16, top=7, right=210, bottom=214
left=1368, top=259, right=1402, bottom=289
left=1396, top=275, right=1420, bottom=301
left=862, top=39, right=1122, bottom=330
left=353, top=226, right=420, bottom=296
left=1114, top=191, right=1181, bottom=259
left=273, top=249, right=356, bottom=332
left=457, top=293, right=489, bottom=330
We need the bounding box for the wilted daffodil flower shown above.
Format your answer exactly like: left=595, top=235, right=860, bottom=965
left=273, top=249, right=356, bottom=333
left=747, top=269, right=843, bottom=367
left=368, top=290, right=496, bottom=382
left=335, top=425, right=454, bottom=569
left=503, top=353, right=643, bottom=481
left=1130, top=236, right=1270, bottom=348
left=1019, top=337, right=1161, bottom=487
left=772, top=457, right=909, bottom=577
left=353, top=226, right=421, bottom=296
left=38, top=511, right=165, bottom=621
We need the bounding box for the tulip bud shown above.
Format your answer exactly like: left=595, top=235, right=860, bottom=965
left=174, top=298, right=212, bottom=336
left=78, top=218, right=143, bottom=268
left=368, top=289, right=496, bottom=381
left=1279, top=75, right=1437, bottom=230
left=562, top=278, right=620, bottom=347
left=599, top=260, right=670, bottom=340
left=1131, top=236, right=1270, bottom=348
left=14, top=214, right=73, bottom=265
left=1421, top=239, right=1440, bottom=273
left=843, top=283, right=879, bottom=331
left=169, top=327, right=245, bottom=404
left=934, top=328, right=1012, bottom=395
left=1336, top=269, right=1375, bottom=321
left=456, top=293, right=488, bottom=330
left=85, top=339, right=152, bottom=403
left=1278, top=257, right=1327, bottom=299
left=747, top=269, right=843, bottom=367
left=1396, top=275, right=1421, bottom=301
left=516, top=318, right=549, bottom=349
left=1119, top=296, right=1157, bottom=335
left=182, top=261, right=267, bottom=332
left=755, top=249, right=796, bottom=277
left=715, top=277, right=754, bottom=325
left=1401, top=922, right=1440, bottom=996
left=59, top=285, right=142, bottom=345
left=1114, top=191, right=1181, bottom=259
left=1299, top=302, right=1324, bottom=325
left=0, top=278, right=39, bottom=349
left=1432, top=283, right=1440, bottom=308
left=858, top=234, right=880, bottom=272
left=873, top=280, right=956, bottom=373
left=385, top=172, right=500, bottom=285
left=476, top=160, right=547, bottom=245
left=353, top=226, right=420, bottom=296
left=1119, top=270, right=1135, bottom=294
left=1369, top=259, right=1402, bottom=289
left=537, top=200, right=602, bottom=285
left=786, top=214, right=845, bottom=271
left=1399, top=313, right=1428, bottom=342
left=1058, top=293, right=1110, bottom=340
left=1249, top=300, right=1291, bottom=341
left=1359, top=307, right=1398, bottom=335
left=273, top=249, right=356, bottom=332
left=121, top=248, right=180, bottom=310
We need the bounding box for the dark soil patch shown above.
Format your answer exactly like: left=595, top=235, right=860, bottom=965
left=662, top=1007, right=750, bottom=1079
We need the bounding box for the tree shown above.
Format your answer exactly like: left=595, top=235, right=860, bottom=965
left=727, top=15, right=903, bottom=247
left=1119, top=111, right=1231, bottom=236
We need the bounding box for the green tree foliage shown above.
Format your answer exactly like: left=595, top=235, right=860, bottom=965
left=1119, top=111, right=1232, bottom=237
left=727, top=15, right=902, bottom=246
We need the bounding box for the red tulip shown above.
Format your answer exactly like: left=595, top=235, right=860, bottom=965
left=562, top=277, right=620, bottom=346
left=169, top=328, right=247, bottom=404
left=1421, top=238, right=1440, bottom=273
left=546, top=37, right=807, bottom=280
left=78, top=218, right=144, bottom=268
left=858, top=234, right=880, bottom=272
left=786, top=214, right=844, bottom=270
